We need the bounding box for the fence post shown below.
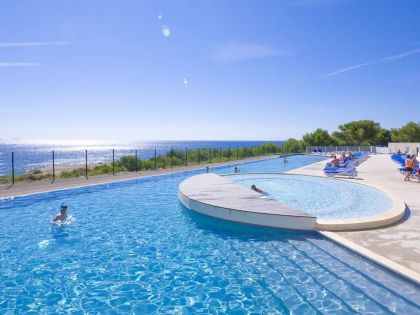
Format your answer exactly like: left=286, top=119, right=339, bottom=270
left=198, top=149, right=200, bottom=165
left=52, top=150, right=55, bottom=183
left=11, top=152, right=15, bottom=186
left=85, top=150, right=88, bottom=179
left=185, top=148, right=188, bottom=166
left=209, top=148, right=212, bottom=163
left=112, top=149, right=115, bottom=175
left=154, top=149, right=157, bottom=171
left=135, top=150, right=138, bottom=172
left=171, top=148, right=173, bottom=168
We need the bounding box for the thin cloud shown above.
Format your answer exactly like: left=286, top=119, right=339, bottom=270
left=291, top=0, right=351, bottom=7
left=324, top=48, right=420, bottom=77
left=380, top=48, right=420, bottom=61
left=211, top=43, right=290, bottom=63
left=0, top=62, right=41, bottom=67
left=0, top=41, right=72, bottom=47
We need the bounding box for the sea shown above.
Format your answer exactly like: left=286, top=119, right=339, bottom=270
left=0, top=141, right=283, bottom=176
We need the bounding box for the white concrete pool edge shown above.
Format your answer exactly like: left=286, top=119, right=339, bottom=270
left=178, top=188, right=317, bottom=231
left=320, top=231, right=420, bottom=285
left=222, top=172, right=406, bottom=231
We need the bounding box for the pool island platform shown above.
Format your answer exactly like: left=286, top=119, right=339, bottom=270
left=179, top=173, right=317, bottom=230
left=179, top=172, right=405, bottom=232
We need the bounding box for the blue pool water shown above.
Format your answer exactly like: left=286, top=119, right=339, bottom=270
left=1, top=155, right=419, bottom=314
left=229, top=174, right=393, bottom=220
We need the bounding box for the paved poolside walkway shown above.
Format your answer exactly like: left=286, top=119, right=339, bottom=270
left=0, top=155, right=277, bottom=198
left=288, top=154, right=420, bottom=276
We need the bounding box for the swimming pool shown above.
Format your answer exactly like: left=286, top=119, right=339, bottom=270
left=228, top=174, right=393, bottom=220
left=1, top=155, right=419, bottom=314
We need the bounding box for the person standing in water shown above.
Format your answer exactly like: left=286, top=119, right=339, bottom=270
left=53, top=203, right=69, bottom=223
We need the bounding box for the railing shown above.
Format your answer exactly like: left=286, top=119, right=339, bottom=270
left=0, top=144, right=285, bottom=186
left=306, top=145, right=377, bottom=154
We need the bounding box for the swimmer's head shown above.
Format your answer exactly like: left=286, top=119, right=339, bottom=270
left=60, top=203, right=68, bottom=213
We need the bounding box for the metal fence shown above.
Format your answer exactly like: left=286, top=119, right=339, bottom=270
left=306, top=145, right=377, bottom=154
left=0, top=145, right=284, bottom=186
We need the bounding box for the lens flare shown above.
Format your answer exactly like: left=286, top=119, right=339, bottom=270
left=161, top=25, right=171, bottom=37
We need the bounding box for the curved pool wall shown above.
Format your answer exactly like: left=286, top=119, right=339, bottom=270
left=224, top=173, right=406, bottom=231
left=1, top=155, right=419, bottom=313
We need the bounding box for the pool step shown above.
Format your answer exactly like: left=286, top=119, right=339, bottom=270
left=291, top=238, right=420, bottom=314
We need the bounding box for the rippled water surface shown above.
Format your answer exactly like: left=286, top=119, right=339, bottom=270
left=229, top=174, right=393, bottom=219
left=1, top=156, right=419, bottom=314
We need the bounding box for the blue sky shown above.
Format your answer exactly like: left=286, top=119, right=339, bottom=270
left=0, top=0, right=419, bottom=142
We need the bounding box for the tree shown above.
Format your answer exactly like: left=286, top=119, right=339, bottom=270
left=302, top=129, right=332, bottom=146
left=331, top=120, right=382, bottom=145
left=392, top=122, right=420, bottom=142
left=283, top=138, right=304, bottom=153
left=376, top=128, right=391, bottom=146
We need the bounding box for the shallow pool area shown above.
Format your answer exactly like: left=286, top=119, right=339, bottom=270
left=1, top=155, right=419, bottom=314
left=228, top=174, right=393, bottom=220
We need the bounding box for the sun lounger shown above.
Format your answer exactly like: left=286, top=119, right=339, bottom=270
left=324, top=165, right=358, bottom=178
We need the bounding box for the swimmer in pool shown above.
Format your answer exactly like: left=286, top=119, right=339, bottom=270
left=283, top=157, right=288, bottom=163
left=251, top=184, right=267, bottom=194
left=53, top=203, right=69, bottom=223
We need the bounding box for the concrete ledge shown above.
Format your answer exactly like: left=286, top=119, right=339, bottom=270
left=178, top=173, right=316, bottom=230
left=316, top=201, right=406, bottom=231
left=321, top=231, right=420, bottom=285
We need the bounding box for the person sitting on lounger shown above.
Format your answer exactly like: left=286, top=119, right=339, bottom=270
left=328, top=156, right=340, bottom=167
left=404, top=155, right=414, bottom=181
left=251, top=185, right=267, bottom=194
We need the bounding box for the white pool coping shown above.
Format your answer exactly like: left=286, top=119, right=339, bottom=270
left=320, top=231, right=420, bottom=284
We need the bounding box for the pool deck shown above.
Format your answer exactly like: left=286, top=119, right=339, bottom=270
left=288, top=154, right=420, bottom=283
left=0, top=155, right=277, bottom=199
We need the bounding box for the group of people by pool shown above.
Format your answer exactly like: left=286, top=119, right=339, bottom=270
left=397, top=150, right=420, bottom=182
left=327, top=150, right=355, bottom=167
